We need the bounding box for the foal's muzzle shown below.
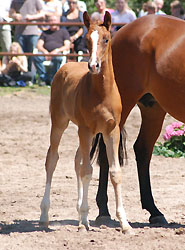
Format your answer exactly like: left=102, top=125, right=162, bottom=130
left=88, top=61, right=101, bottom=74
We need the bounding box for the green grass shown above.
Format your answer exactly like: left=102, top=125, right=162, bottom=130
left=0, top=85, right=51, bottom=96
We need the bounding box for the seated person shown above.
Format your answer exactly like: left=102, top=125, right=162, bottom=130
left=0, top=42, right=33, bottom=86
left=33, top=15, right=70, bottom=86
left=61, top=0, right=88, bottom=54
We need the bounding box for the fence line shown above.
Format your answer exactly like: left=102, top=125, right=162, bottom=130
left=0, top=52, right=89, bottom=57
left=0, top=21, right=126, bottom=26
left=0, top=21, right=126, bottom=59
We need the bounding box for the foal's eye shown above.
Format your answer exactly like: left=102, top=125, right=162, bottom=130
left=104, top=39, right=109, bottom=44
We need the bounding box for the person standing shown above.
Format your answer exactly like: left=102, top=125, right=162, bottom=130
left=0, top=1, right=13, bottom=52
left=154, top=0, right=166, bottom=15
left=61, top=0, right=87, bottom=54
left=62, top=0, right=87, bottom=13
left=94, top=0, right=114, bottom=20
left=41, top=0, right=62, bottom=19
left=9, top=0, right=45, bottom=71
left=146, top=1, right=157, bottom=15
left=170, top=0, right=185, bottom=19
left=111, top=0, right=136, bottom=33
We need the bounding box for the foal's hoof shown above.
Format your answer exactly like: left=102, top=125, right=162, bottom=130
left=122, top=227, right=134, bottom=235
left=95, top=216, right=112, bottom=226
left=78, top=224, right=89, bottom=232
left=39, top=220, right=49, bottom=228
left=149, top=215, right=168, bottom=225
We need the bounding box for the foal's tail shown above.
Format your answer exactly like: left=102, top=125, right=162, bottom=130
left=90, top=128, right=127, bottom=166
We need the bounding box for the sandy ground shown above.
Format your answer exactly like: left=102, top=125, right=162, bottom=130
left=0, top=90, right=185, bottom=250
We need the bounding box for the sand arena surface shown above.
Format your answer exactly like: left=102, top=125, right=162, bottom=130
left=0, top=91, right=185, bottom=249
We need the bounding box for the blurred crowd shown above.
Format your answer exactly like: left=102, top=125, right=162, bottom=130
left=0, top=0, right=184, bottom=86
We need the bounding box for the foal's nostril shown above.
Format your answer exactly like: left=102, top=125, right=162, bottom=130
left=96, top=63, right=99, bottom=69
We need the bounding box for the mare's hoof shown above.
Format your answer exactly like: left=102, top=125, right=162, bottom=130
left=95, top=216, right=112, bottom=226
left=149, top=215, right=168, bottom=225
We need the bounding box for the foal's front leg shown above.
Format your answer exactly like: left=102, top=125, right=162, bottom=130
left=40, top=122, right=68, bottom=227
left=103, top=125, right=132, bottom=233
left=77, top=127, right=93, bottom=230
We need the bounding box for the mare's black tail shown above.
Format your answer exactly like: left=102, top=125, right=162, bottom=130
left=90, top=128, right=127, bottom=166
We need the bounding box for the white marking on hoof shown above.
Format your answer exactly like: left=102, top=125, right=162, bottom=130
left=78, top=224, right=89, bottom=232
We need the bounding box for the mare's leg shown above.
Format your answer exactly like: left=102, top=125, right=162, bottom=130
left=103, top=125, right=131, bottom=233
left=134, top=99, right=167, bottom=224
left=77, top=127, right=93, bottom=230
left=40, top=119, right=69, bottom=227
left=96, top=135, right=110, bottom=219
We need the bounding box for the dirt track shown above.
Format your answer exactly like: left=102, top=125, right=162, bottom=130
left=0, top=90, right=185, bottom=249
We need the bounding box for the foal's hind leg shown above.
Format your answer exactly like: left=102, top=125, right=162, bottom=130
left=134, top=101, right=167, bottom=224
left=77, top=127, right=93, bottom=230
left=103, top=125, right=131, bottom=233
left=40, top=119, right=69, bottom=227
left=75, top=147, right=83, bottom=220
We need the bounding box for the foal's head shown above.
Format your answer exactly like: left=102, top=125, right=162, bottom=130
left=83, top=11, right=112, bottom=74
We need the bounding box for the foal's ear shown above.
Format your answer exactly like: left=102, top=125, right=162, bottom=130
left=103, top=11, right=112, bottom=31
left=83, top=11, right=91, bottom=30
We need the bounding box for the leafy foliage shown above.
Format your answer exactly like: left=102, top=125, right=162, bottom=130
left=153, top=122, right=185, bottom=158
left=153, top=138, right=185, bottom=158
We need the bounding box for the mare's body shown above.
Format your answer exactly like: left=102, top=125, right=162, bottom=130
left=96, top=14, right=185, bottom=224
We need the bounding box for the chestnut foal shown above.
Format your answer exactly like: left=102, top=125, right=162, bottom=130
left=39, top=11, right=131, bottom=233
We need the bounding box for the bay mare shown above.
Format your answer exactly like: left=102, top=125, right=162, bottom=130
left=94, top=14, right=185, bottom=226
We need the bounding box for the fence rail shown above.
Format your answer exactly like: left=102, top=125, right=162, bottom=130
left=0, top=52, right=89, bottom=57
left=0, top=21, right=127, bottom=26
left=0, top=21, right=126, bottom=59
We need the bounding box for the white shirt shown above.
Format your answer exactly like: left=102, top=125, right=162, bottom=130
left=111, top=9, right=136, bottom=24
left=41, top=0, right=62, bottom=15
left=0, top=0, right=13, bottom=30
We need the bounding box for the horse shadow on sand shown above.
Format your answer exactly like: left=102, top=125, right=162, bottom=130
left=1, top=218, right=185, bottom=234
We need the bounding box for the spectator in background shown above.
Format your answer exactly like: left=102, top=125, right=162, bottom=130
left=0, top=42, right=33, bottom=86
left=41, top=0, right=62, bottom=19
left=62, top=0, right=87, bottom=13
left=147, top=1, right=157, bottom=14
left=33, top=15, right=70, bottom=86
left=154, top=0, right=166, bottom=15
left=61, top=0, right=88, bottom=54
left=40, top=0, right=62, bottom=31
left=138, top=2, right=148, bottom=17
left=91, top=12, right=102, bottom=23
left=94, top=0, right=114, bottom=20
left=9, top=0, right=45, bottom=72
left=111, top=0, right=136, bottom=33
left=0, top=1, right=13, bottom=52
left=170, top=0, right=185, bottom=19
